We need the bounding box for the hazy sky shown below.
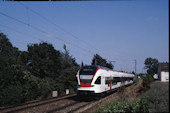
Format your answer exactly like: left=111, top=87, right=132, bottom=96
left=0, top=0, right=169, bottom=73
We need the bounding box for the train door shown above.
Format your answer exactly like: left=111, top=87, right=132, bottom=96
left=105, top=77, right=111, bottom=91
left=109, top=76, right=113, bottom=90
left=100, top=74, right=105, bottom=92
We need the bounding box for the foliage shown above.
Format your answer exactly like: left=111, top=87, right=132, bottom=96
left=145, top=82, right=169, bottom=112
left=144, top=57, right=158, bottom=75
left=142, top=74, right=154, bottom=90
left=0, top=32, right=80, bottom=106
left=117, top=85, right=125, bottom=93
left=95, top=96, right=149, bottom=113
left=0, top=84, right=24, bottom=105
left=91, top=54, right=113, bottom=69
left=0, top=33, right=25, bottom=105
left=58, top=44, right=79, bottom=94
left=26, top=42, right=62, bottom=79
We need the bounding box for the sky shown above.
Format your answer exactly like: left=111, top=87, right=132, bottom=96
left=0, top=0, right=169, bottom=73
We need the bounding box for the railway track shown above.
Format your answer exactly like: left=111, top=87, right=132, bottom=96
left=1, top=89, right=128, bottom=113
left=0, top=93, right=77, bottom=113
left=0, top=93, right=98, bottom=113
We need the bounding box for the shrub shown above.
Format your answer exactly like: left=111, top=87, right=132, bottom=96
left=145, top=82, right=169, bottom=112
left=0, top=85, right=24, bottom=106
left=142, top=74, right=154, bottom=89
left=95, top=96, right=149, bottom=113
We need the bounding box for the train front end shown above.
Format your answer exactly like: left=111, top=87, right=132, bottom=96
left=76, top=65, right=99, bottom=95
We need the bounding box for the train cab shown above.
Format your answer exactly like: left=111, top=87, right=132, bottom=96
left=76, top=65, right=103, bottom=95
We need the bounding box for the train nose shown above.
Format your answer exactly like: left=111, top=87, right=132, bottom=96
left=80, top=82, right=91, bottom=87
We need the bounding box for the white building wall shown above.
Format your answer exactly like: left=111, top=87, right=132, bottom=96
left=161, top=71, right=169, bottom=82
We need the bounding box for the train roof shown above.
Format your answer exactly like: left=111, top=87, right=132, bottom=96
left=82, top=65, right=133, bottom=75
left=82, top=65, right=109, bottom=69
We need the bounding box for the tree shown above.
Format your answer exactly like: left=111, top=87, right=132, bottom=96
left=27, top=42, right=62, bottom=79
left=0, top=32, right=80, bottom=106
left=59, top=44, right=79, bottom=94
left=106, top=61, right=114, bottom=69
left=0, top=32, right=26, bottom=105
left=144, top=57, right=159, bottom=75
left=91, top=54, right=113, bottom=69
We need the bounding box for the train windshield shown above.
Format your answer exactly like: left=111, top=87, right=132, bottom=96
left=80, top=66, right=98, bottom=75
left=79, top=66, right=98, bottom=83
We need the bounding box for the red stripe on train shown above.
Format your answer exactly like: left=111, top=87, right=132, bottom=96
left=79, top=68, right=99, bottom=87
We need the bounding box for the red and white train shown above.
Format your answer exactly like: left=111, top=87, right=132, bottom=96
left=76, top=65, right=134, bottom=95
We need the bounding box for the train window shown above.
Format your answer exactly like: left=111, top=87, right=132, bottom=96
left=80, top=79, right=92, bottom=83
left=105, top=80, right=108, bottom=84
left=95, top=76, right=101, bottom=84
left=105, top=79, right=110, bottom=87
left=130, top=77, right=134, bottom=81
left=114, top=77, right=121, bottom=82
left=112, top=79, right=117, bottom=85
left=127, top=77, right=130, bottom=82
left=111, top=77, right=121, bottom=85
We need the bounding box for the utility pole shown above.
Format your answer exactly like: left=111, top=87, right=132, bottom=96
left=134, top=59, right=137, bottom=79
left=135, top=59, right=136, bottom=75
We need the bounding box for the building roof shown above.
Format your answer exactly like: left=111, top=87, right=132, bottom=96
left=158, top=62, right=169, bottom=71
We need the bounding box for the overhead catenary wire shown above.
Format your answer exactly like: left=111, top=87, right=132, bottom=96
left=0, top=24, right=42, bottom=42
left=18, top=2, right=102, bottom=53
left=0, top=24, right=66, bottom=50
left=0, top=11, right=95, bottom=56
left=15, top=2, right=125, bottom=66
left=11, top=39, right=28, bottom=45
left=0, top=24, right=91, bottom=64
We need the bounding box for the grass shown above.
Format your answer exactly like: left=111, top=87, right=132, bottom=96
left=146, top=81, right=169, bottom=113
left=95, top=97, right=149, bottom=113
left=94, top=79, right=169, bottom=113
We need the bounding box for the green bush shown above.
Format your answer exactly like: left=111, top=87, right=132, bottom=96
left=142, top=74, right=154, bottom=89
left=145, top=82, right=169, bottom=112
left=0, top=85, right=24, bottom=105
left=95, top=95, right=149, bottom=113
left=117, top=85, right=125, bottom=93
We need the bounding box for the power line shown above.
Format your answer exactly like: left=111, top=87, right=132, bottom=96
left=0, top=24, right=42, bottom=41
left=18, top=2, right=127, bottom=66
left=0, top=24, right=92, bottom=64
left=18, top=2, right=102, bottom=53
left=0, top=11, right=95, bottom=56
left=0, top=24, right=69, bottom=52
left=0, top=12, right=47, bottom=34
left=11, top=39, right=28, bottom=45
